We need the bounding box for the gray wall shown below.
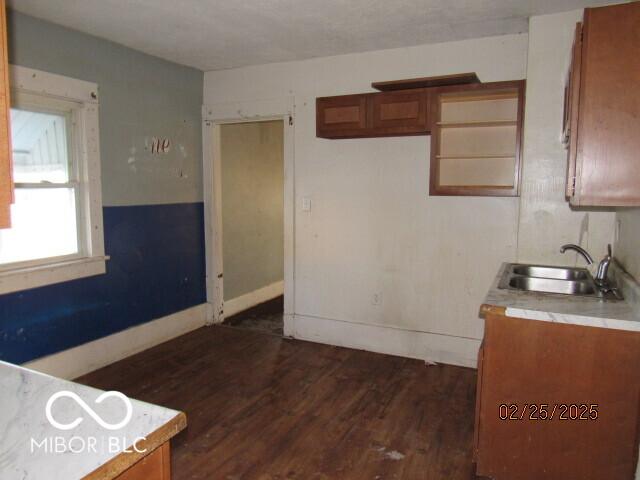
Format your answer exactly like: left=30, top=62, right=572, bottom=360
left=221, top=120, right=284, bottom=300
left=8, top=10, right=203, bottom=207
left=615, top=209, right=640, bottom=280
left=0, top=12, right=206, bottom=365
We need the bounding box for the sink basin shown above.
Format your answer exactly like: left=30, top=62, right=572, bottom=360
left=508, top=276, right=597, bottom=296
left=511, top=265, right=589, bottom=281
left=497, top=263, right=622, bottom=300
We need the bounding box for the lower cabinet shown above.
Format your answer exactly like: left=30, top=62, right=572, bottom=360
left=116, top=442, right=171, bottom=480
left=475, top=313, right=640, bottom=479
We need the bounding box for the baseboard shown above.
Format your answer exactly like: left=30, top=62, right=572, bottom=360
left=224, top=280, right=284, bottom=319
left=285, top=314, right=481, bottom=368
left=23, top=303, right=209, bottom=379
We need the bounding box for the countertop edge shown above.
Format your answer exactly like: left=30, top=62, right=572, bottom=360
left=480, top=262, right=640, bottom=331
left=479, top=303, right=506, bottom=318
left=82, top=411, right=187, bottom=480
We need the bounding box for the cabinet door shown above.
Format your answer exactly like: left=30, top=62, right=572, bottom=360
left=565, top=22, right=582, bottom=199
left=572, top=2, right=640, bottom=206
left=370, top=89, right=429, bottom=135
left=476, top=313, right=640, bottom=480
left=116, top=443, right=171, bottom=480
left=316, top=94, right=369, bottom=138
left=0, top=0, right=12, bottom=228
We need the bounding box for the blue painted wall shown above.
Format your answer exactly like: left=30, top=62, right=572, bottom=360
left=0, top=204, right=206, bottom=363
left=0, top=13, right=206, bottom=364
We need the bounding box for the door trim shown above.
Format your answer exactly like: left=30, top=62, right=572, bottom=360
left=202, top=97, right=295, bottom=325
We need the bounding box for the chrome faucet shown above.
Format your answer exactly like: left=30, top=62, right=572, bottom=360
left=560, top=244, right=594, bottom=265
left=560, top=243, right=614, bottom=287
left=594, top=244, right=612, bottom=286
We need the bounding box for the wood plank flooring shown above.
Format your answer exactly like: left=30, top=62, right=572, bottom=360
left=78, top=326, right=478, bottom=479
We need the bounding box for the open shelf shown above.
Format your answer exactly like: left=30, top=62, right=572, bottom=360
left=436, top=120, right=517, bottom=128
left=436, top=154, right=516, bottom=159
left=430, top=80, right=525, bottom=197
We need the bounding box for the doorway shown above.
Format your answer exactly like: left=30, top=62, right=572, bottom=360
left=218, top=120, right=284, bottom=335
left=202, top=98, right=295, bottom=334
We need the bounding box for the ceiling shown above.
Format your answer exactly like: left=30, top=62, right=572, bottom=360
left=8, top=0, right=622, bottom=72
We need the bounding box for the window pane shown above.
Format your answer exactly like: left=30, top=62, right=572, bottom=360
left=0, top=188, right=79, bottom=265
left=10, top=108, right=71, bottom=183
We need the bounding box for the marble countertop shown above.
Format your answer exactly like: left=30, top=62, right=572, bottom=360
left=0, top=361, right=186, bottom=480
left=481, top=262, right=640, bottom=332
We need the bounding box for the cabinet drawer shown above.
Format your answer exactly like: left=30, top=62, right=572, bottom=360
left=371, top=89, right=429, bottom=135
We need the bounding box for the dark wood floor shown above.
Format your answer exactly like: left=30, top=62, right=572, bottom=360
left=78, top=326, right=478, bottom=479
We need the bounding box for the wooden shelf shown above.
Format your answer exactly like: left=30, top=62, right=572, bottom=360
left=436, top=120, right=517, bottom=128
left=441, top=91, right=518, bottom=103
left=372, top=72, right=480, bottom=92
left=436, top=154, right=516, bottom=160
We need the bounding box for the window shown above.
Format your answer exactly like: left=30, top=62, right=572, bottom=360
left=0, top=66, right=106, bottom=294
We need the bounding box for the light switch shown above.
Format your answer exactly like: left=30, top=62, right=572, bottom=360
left=302, top=197, right=311, bottom=212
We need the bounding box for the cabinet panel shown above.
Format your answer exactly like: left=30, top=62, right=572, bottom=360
left=565, top=22, right=582, bottom=198
left=571, top=2, right=640, bottom=206
left=316, top=94, right=368, bottom=138
left=116, top=442, right=171, bottom=480
left=475, top=313, right=640, bottom=480
left=370, top=89, right=429, bottom=135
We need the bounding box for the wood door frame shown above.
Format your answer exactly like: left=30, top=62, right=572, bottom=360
left=202, top=97, right=295, bottom=326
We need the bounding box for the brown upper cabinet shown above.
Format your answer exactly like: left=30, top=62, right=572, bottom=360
left=0, top=0, right=12, bottom=228
left=429, top=81, right=525, bottom=197
left=564, top=2, right=640, bottom=207
left=316, top=88, right=430, bottom=139
left=316, top=94, right=368, bottom=139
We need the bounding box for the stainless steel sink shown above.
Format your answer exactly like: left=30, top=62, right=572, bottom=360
left=508, top=276, right=597, bottom=295
left=511, top=265, right=589, bottom=281
left=498, top=263, right=622, bottom=300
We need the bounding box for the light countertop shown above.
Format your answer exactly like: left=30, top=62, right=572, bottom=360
left=0, top=361, right=186, bottom=480
left=481, top=262, right=640, bottom=332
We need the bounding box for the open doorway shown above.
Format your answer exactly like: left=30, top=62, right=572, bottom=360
left=217, top=120, right=285, bottom=336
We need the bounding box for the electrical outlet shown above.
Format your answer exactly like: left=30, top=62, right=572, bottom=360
left=372, top=293, right=382, bottom=306
left=302, top=197, right=311, bottom=212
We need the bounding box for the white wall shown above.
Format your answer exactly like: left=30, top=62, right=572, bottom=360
left=518, top=10, right=615, bottom=266
left=616, top=209, right=640, bottom=280
left=204, top=20, right=615, bottom=366
left=221, top=120, right=284, bottom=301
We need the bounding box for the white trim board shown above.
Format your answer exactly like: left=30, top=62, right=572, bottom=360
left=23, top=304, right=208, bottom=380
left=285, top=314, right=481, bottom=368
left=2, top=65, right=107, bottom=294
left=202, top=97, right=295, bottom=325
left=223, top=280, right=284, bottom=318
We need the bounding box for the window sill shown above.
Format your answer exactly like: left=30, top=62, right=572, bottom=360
left=0, top=256, right=109, bottom=295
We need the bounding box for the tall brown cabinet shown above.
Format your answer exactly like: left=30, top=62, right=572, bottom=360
left=564, top=2, right=640, bottom=206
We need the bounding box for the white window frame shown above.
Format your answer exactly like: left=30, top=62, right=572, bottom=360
left=0, top=66, right=107, bottom=294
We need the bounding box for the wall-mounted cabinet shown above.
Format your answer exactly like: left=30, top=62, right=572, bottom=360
left=429, top=81, right=525, bottom=197
left=564, top=2, right=640, bottom=207
left=316, top=88, right=430, bottom=139
left=370, top=89, right=429, bottom=136
left=316, top=77, right=526, bottom=198
left=315, top=94, right=368, bottom=139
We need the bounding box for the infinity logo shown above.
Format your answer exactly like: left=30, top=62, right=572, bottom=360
left=45, top=391, right=133, bottom=431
